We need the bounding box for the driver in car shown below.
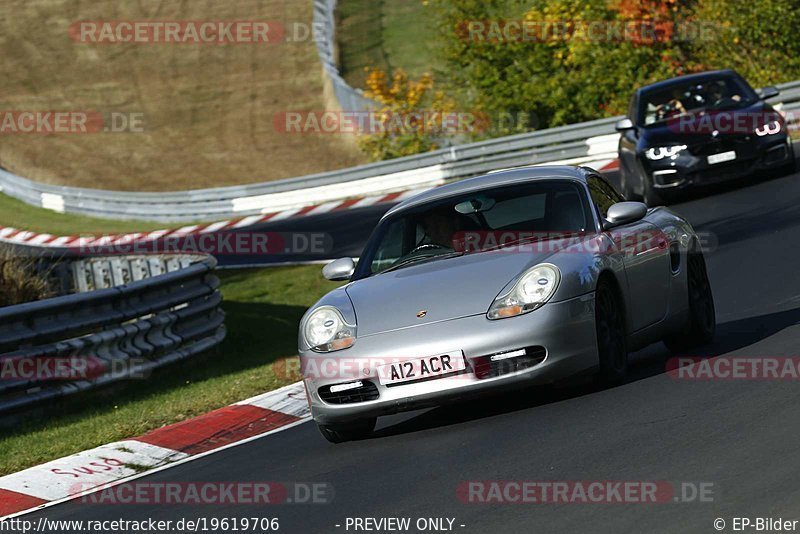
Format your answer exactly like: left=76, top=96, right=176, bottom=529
left=656, top=87, right=688, bottom=120
left=707, top=80, right=742, bottom=106
left=418, top=211, right=461, bottom=250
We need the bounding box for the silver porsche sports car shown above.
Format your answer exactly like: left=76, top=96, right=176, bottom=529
left=298, top=165, right=715, bottom=443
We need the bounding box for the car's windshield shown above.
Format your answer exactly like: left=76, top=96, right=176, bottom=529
left=354, top=180, right=592, bottom=278
left=639, top=75, right=759, bottom=126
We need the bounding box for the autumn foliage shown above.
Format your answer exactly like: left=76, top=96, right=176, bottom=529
left=357, top=67, right=458, bottom=161
left=355, top=0, right=800, bottom=159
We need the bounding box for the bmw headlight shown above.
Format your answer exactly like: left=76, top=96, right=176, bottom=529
left=303, top=306, right=356, bottom=352
left=487, top=264, right=561, bottom=320
left=645, top=145, right=687, bottom=160
left=755, top=120, right=781, bottom=137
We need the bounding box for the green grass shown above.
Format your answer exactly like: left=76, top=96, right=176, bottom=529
left=0, top=265, right=341, bottom=476
left=379, top=2, right=442, bottom=81
left=337, top=0, right=440, bottom=89
left=0, top=192, right=170, bottom=234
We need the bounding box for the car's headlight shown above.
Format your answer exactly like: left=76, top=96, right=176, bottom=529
left=755, top=120, right=781, bottom=137
left=645, top=145, right=687, bottom=160
left=303, top=306, right=356, bottom=352
left=487, top=264, right=561, bottom=320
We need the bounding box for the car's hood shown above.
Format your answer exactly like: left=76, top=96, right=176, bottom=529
left=346, top=249, right=555, bottom=336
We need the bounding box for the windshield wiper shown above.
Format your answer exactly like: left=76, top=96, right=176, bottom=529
left=381, top=251, right=464, bottom=274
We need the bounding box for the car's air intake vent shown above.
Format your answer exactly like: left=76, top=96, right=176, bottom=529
left=318, top=381, right=380, bottom=404
left=764, top=144, right=788, bottom=165
left=473, top=346, right=547, bottom=379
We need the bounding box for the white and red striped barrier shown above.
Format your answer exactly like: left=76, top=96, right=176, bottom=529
left=0, top=159, right=619, bottom=251
left=0, top=381, right=309, bottom=518
left=0, top=188, right=426, bottom=250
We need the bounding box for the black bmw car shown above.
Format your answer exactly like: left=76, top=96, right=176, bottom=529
left=616, top=69, right=794, bottom=205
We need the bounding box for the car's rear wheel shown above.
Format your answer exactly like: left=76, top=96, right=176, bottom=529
left=665, top=246, right=715, bottom=351
left=595, top=278, right=628, bottom=382
left=317, top=417, right=377, bottom=444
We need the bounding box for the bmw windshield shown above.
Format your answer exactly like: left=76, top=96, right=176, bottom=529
left=639, top=75, right=760, bottom=127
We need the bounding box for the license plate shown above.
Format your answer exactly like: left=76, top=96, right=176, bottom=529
left=377, top=351, right=465, bottom=385
left=707, top=151, right=736, bottom=165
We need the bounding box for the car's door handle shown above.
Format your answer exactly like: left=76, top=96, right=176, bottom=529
left=633, top=237, right=668, bottom=256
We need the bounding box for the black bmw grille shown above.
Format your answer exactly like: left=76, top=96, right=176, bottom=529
left=473, top=346, right=547, bottom=379
left=689, top=136, right=753, bottom=157
left=318, top=381, right=380, bottom=404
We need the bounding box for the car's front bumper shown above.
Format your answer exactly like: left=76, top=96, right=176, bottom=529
left=642, top=134, right=792, bottom=192
left=299, top=294, right=598, bottom=424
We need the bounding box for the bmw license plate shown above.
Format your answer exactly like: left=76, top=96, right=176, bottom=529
left=377, top=351, right=466, bottom=385
left=707, top=151, right=736, bottom=165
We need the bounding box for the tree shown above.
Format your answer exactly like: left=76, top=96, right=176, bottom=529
left=357, top=68, right=460, bottom=160
left=361, top=0, right=800, bottom=148
left=690, top=0, right=800, bottom=87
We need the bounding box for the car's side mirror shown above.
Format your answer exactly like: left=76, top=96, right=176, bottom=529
left=760, top=86, right=780, bottom=99
left=615, top=118, right=634, bottom=131
left=322, top=257, right=356, bottom=281
left=603, top=202, right=648, bottom=229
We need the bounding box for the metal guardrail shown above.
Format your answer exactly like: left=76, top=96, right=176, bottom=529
left=70, top=254, right=204, bottom=292
left=313, top=0, right=375, bottom=113
left=0, top=254, right=225, bottom=414
left=0, top=82, right=798, bottom=223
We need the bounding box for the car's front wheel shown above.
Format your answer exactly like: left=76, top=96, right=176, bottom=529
left=665, top=246, right=715, bottom=351
left=595, top=278, right=628, bottom=382
left=317, top=417, right=377, bottom=443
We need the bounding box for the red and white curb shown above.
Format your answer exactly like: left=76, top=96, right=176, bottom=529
left=0, top=381, right=309, bottom=518
left=0, top=188, right=427, bottom=251
left=0, top=158, right=619, bottom=251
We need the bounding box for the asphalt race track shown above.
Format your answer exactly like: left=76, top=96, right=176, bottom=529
left=25, top=169, right=800, bottom=533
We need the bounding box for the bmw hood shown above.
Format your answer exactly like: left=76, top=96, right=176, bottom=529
left=345, top=249, right=555, bottom=336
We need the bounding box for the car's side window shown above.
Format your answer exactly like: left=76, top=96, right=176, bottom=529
left=587, top=176, right=621, bottom=218
left=370, top=219, right=406, bottom=273
left=601, top=177, right=624, bottom=203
